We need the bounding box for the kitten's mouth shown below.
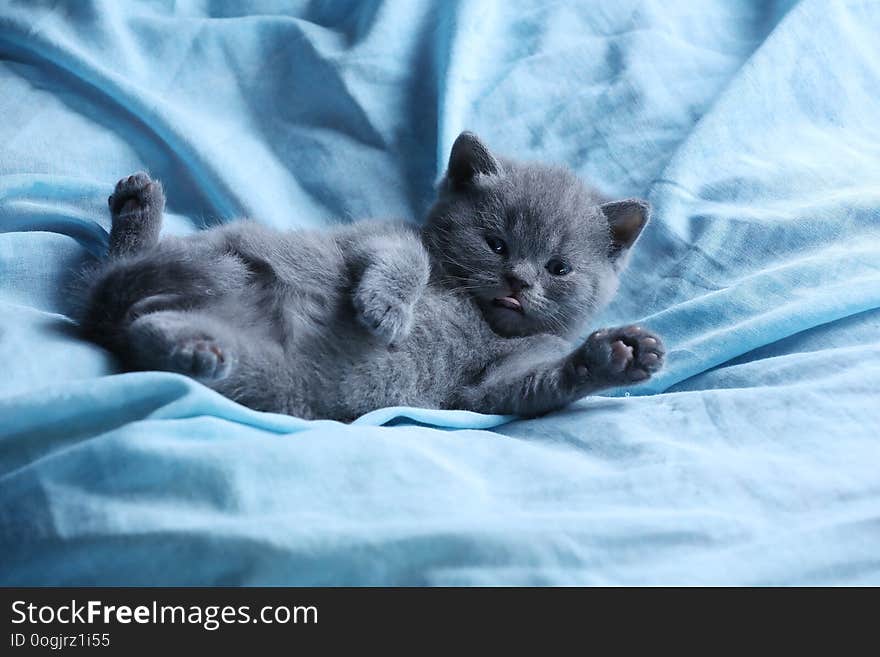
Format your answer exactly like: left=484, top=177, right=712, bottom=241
left=492, top=296, right=523, bottom=313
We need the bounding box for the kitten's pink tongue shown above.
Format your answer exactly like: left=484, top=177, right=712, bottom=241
left=493, top=296, right=523, bottom=312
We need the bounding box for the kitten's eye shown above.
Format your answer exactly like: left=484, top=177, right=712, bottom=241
left=546, top=259, right=571, bottom=276
left=486, top=236, right=507, bottom=255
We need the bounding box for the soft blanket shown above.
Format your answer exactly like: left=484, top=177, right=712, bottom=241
left=1, top=0, right=878, bottom=585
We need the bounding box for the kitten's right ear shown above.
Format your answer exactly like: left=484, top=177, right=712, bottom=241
left=446, top=132, right=501, bottom=190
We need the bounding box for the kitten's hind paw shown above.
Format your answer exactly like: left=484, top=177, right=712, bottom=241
left=170, top=337, right=233, bottom=381
left=575, top=325, right=665, bottom=385
left=108, top=172, right=165, bottom=256
left=108, top=171, right=165, bottom=218
left=128, top=313, right=234, bottom=382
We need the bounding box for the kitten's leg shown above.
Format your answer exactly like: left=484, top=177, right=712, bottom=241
left=350, top=234, right=430, bottom=345
left=460, top=326, right=664, bottom=416
left=125, top=309, right=296, bottom=413
left=107, top=172, right=164, bottom=257
left=125, top=310, right=235, bottom=381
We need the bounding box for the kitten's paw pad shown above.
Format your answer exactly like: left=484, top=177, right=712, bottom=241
left=580, top=325, right=665, bottom=383
left=108, top=172, right=165, bottom=217
left=170, top=338, right=232, bottom=381
left=354, top=289, right=414, bottom=345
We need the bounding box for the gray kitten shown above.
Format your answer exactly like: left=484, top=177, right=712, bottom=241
left=81, top=132, right=664, bottom=421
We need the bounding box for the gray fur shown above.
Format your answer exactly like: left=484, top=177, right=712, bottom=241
left=80, top=133, right=664, bottom=421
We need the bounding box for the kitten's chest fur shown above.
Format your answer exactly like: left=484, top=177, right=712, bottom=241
left=288, top=283, right=495, bottom=420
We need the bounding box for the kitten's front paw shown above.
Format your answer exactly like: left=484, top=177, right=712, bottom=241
left=169, top=337, right=233, bottom=381
left=108, top=172, right=165, bottom=218
left=575, top=325, right=665, bottom=385
left=353, top=286, right=414, bottom=346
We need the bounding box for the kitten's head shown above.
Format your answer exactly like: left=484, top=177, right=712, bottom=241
left=423, top=132, right=649, bottom=338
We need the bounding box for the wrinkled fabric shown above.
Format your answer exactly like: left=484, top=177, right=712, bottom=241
left=1, top=0, right=878, bottom=585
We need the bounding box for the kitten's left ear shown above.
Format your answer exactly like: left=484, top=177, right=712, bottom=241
left=601, top=199, right=650, bottom=258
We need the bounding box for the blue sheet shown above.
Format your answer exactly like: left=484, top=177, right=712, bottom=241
left=1, top=0, right=878, bottom=585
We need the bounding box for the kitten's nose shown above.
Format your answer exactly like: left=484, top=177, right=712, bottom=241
left=505, top=274, right=531, bottom=294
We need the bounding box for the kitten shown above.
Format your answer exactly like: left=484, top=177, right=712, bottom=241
left=80, top=132, right=664, bottom=421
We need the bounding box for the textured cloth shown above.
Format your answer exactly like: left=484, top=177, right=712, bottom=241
left=1, top=0, right=878, bottom=584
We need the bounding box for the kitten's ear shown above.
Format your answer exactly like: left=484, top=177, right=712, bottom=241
left=601, top=199, right=650, bottom=258
left=446, top=131, right=501, bottom=189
